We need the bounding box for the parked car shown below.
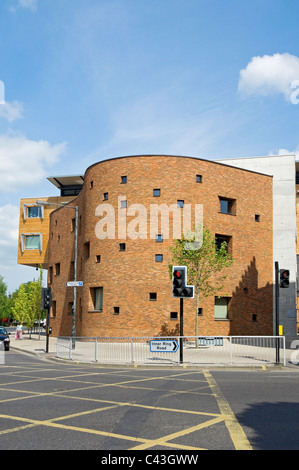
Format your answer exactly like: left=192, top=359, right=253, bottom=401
left=40, top=319, right=46, bottom=329
left=0, top=327, right=10, bottom=351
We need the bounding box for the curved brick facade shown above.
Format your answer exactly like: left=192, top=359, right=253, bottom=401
left=48, top=155, right=273, bottom=338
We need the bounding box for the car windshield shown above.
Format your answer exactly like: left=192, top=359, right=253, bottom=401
left=0, top=328, right=7, bottom=335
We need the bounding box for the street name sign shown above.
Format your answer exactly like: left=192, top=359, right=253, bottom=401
left=66, top=281, right=83, bottom=287
left=150, top=340, right=179, bottom=353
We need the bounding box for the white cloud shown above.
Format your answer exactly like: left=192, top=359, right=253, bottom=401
left=0, top=101, right=23, bottom=122
left=0, top=205, right=19, bottom=248
left=238, top=53, right=299, bottom=102
left=0, top=134, right=67, bottom=192
left=9, top=0, right=37, bottom=13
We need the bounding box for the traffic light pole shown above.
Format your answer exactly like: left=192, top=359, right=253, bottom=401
left=180, top=298, right=184, bottom=364
left=45, top=304, right=50, bottom=353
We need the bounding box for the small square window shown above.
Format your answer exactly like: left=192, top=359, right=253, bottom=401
left=113, top=306, right=120, bottom=315
left=103, top=192, right=108, bottom=200
left=156, top=234, right=163, bottom=243
left=149, top=292, right=157, bottom=301
left=119, top=243, right=126, bottom=251
left=153, top=188, right=161, bottom=197
left=177, top=200, right=184, bottom=208
left=170, top=311, right=178, bottom=320
left=155, top=254, right=163, bottom=262
left=196, top=174, right=202, bottom=183
left=219, top=197, right=236, bottom=215
left=120, top=200, right=127, bottom=208
left=121, top=176, right=127, bottom=184
left=27, top=206, right=42, bottom=218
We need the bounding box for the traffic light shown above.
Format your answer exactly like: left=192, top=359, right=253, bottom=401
left=42, top=287, right=52, bottom=309
left=280, top=269, right=290, bottom=288
left=172, top=266, right=194, bottom=298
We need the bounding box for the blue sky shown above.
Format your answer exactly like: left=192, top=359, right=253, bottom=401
left=1, top=0, right=299, bottom=293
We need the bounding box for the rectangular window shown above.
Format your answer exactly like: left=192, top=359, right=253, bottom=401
left=121, top=176, right=127, bottom=184
left=196, top=174, right=202, bottom=183
left=214, top=297, right=230, bottom=319
left=27, top=206, right=42, bottom=218
left=219, top=197, right=236, bottom=215
left=120, top=200, right=127, bottom=208
left=155, top=254, right=163, bottom=262
left=21, top=234, right=42, bottom=251
left=177, top=200, right=184, bottom=208
left=119, top=243, right=126, bottom=251
left=55, top=263, right=60, bottom=276
left=215, top=234, right=232, bottom=255
left=149, top=292, right=157, bottom=301
left=96, top=255, right=101, bottom=263
left=23, top=204, right=44, bottom=220
left=153, top=189, right=161, bottom=197
left=113, top=306, right=120, bottom=315
left=156, top=234, right=163, bottom=243
left=103, top=192, right=108, bottom=200
left=92, top=287, right=103, bottom=311
left=170, top=311, right=178, bottom=320
left=83, top=241, right=90, bottom=259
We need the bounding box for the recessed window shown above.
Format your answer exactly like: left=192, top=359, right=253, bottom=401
left=91, top=287, right=103, bottom=312
left=155, top=254, right=163, bottom=262
left=83, top=241, right=90, bottom=259
left=149, top=292, right=157, bottom=301
left=170, top=312, right=178, bottom=320
left=96, top=255, right=101, bottom=263
left=120, top=200, right=127, bottom=209
left=90, top=181, right=93, bottom=189
left=198, top=308, right=203, bottom=316
left=119, top=243, right=126, bottom=251
left=214, top=297, right=230, bottom=320
left=252, top=314, right=258, bottom=322
left=103, top=192, right=108, bottom=200
left=177, top=200, right=184, bottom=208
left=196, top=174, right=202, bottom=183
left=121, top=176, right=127, bottom=184
left=113, top=306, right=120, bottom=315
left=153, top=188, right=161, bottom=197
left=156, top=234, right=163, bottom=243
left=55, top=263, right=60, bottom=276
left=255, top=214, right=260, bottom=222
left=219, top=197, right=236, bottom=215
left=215, top=234, right=232, bottom=255
left=67, top=302, right=73, bottom=315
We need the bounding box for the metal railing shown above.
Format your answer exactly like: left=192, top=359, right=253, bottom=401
left=56, top=335, right=286, bottom=367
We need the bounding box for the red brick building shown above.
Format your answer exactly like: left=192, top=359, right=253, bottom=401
left=45, top=155, right=273, bottom=338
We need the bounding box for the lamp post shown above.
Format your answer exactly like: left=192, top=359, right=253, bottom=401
left=36, top=200, right=78, bottom=344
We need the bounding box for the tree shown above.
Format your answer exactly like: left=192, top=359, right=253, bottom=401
left=0, top=275, right=9, bottom=321
left=11, top=283, right=31, bottom=326
left=169, top=225, right=234, bottom=340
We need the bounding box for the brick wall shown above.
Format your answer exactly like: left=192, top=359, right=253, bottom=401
left=48, top=155, right=273, bottom=338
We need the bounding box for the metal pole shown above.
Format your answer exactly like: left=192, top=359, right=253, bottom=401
left=72, top=206, right=78, bottom=349
left=180, top=297, right=184, bottom=364
left=45, top=305, right=50, bottom=353
left=275, top=261, right=280, bottom=364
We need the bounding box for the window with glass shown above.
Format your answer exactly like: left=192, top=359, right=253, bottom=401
left=22, top=234, right=42, bottom=251
left=214, top=297, right=230, bottom=319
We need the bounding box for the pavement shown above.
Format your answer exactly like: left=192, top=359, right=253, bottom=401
left=10, top=332, right=57, bottom=358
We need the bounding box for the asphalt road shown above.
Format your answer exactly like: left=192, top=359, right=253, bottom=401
left=0, top=350, right=299, bottom=452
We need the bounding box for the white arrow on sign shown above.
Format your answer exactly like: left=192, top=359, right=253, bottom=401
left=66, top=281, right=83, bottom=287
left=150, top=340, right=179, bottom=353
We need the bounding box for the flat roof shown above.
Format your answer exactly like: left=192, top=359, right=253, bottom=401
left=47, top=175, right=84, bottom=189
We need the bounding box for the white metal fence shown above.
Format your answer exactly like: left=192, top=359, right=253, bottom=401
left=56, top=335, right=286, bottom=367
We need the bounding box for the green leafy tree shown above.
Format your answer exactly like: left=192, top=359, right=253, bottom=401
left=169, top=225, right=234, bottom=340
left=0, top=275, right=9, bottom=321
left=11, top=283, right=31, bottom=326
